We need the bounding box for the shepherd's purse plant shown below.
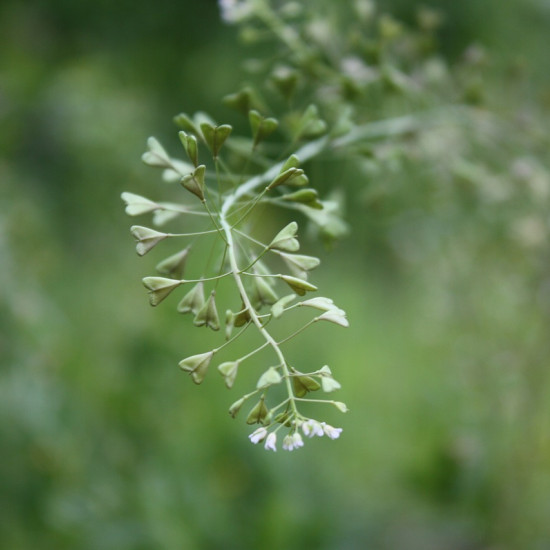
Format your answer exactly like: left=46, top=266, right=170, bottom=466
left=122, top=0, right=520, bottom=452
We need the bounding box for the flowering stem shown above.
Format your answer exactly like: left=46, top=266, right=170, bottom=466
left=220, top=212, right=300, bottom=418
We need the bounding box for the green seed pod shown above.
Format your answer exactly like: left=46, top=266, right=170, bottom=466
left=194, top=291, right=220, bottom=331
left=156, top=246, right=191, bottom=279
left=249, top=109, right=279, bottom=147
left=270, top=65, right=299, bottom=100
left=131, top=226, right=168, bottom=256
left=299, top=296, right=336, bottom=311
left=279, top=253, right=320, bottom=279
left=294, top=104, right=327, bottom=140
left=141, top=136, right=171, bottom=167
left=200, top=123, right=232, bottom=158
left=122, top=192, right=159, bottom=216
left=267, top=167, right=306, bottom=191
left=271, top=294, right=296, bottom=319
left=225, top=309, right=235, bottom=340
left=181, top=165, right=206, bottom=201
left=333, top=401, right=349, bottom=413
left=218, top=361, right=240, bottom=389
left=281, top=275, right=317, bottom=296
left=234, top=305, right=251, bottom=327
left=228, top=396, right=246, bottom=418
left=173, top=112, right=200, bottom=135
left=256, top=367, right=282, bottom=389
left=177, top=281, right=205, bottom=315
left=142, top=277, right=182, bottom=306
left=178, top=351, right=214, bottom=385
left=223, top=86, right=264, bottom=115
left=178, top=131, right=199, bottom=166
left=246, top=397, right=269, bottom=424
left=320, top=367, right=342, bottom=393
left=268, top=222, right=300, bottom=252
left=293, top=374, right=321, bottom=397
left=252, top=276, right=279, bottom=308
left=321, top=376, right=342, bottom=393
left=281, top=189, right=323, bottom=209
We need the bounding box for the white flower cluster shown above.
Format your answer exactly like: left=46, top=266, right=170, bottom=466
left=218, top=0, right=253, bottom=24
left=249, top=420, right=342, bottom=452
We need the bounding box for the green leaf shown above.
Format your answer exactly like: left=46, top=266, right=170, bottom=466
left=218, top=361, right=240, bottom=389
left=122, top=192, right=159, bottom=216
left=177, top=281, right=205, bottom=315
left=269, top=221, right=300, bottom=252
left=156, top=246, right=191, bottom=279
left=178, top=351, right=214, bottom=384
left=281, top=275, right=317, bottom=296
left=142, top=277, right=182, bottom=306
left=193, top=291, right=220, bottom=331
left=131, top=225, right=168, bottom=256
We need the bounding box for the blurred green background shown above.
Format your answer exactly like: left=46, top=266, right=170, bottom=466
left=2, top=1, right=550, bottom=549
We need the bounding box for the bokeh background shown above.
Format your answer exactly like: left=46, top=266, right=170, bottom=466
left=2, top=1, right=550, bottom=548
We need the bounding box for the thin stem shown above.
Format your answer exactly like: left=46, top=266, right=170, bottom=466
left=239, top=246, right=270, bottom=273
left=213, top=321, right=252, bottom=354
left=233, top=228, right=268, bottom=248
left=203, top=200, right=229, bottom=246
left=294, top=397, right=341, bottom=405
left=229, top=187, right=269, bottom=228
left=237, top=341, right=270, bottom=364
left=156, top=203, right=210, bottom=217
left=182, top=272, right=232, bottom=284
left=167, top=229, right=220, bottom=238
left=277, top=318, right=316, bottom=346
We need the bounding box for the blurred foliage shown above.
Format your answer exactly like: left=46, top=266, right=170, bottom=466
left=1, top=0, right=550, bottom=549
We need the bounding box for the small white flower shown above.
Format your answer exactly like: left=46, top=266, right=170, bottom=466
left=321, top=422, right=343, bottom=440
left=291, top=432, right=304, bottom=448
left=249, top=427, right=267, bottom=444
left=282, top=432, right=305, bottom=451
left=264, top=432, right=277, bottom=451
left=302, top=419, right=324, bottom=438
left=282, top=434, right=294, bottom=451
